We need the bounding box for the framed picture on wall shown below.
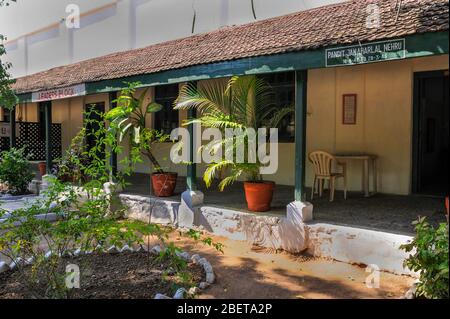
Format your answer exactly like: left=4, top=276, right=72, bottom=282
left=342, top=94, right=357, bottom=125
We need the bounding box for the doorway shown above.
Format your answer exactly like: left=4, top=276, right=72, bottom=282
left=412, top=70, right=449, bottom=196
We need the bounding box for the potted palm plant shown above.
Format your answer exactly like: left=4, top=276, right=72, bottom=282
left=106, top=82, right=176, bottom=197
left=175, top=75, right=291, bottom=212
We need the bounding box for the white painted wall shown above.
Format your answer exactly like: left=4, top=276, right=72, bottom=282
left=1, top=0, right=346, bottom=78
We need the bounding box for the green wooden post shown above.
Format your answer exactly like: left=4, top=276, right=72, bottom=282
left=187, top=107, right=197, bottom=191
left=109, top=91, right=118, bottom=179
left=294, top=70, right=308, bottom=202
left=186, top=82, right=198, bottom=191
left=44, top=101, right=53, bottom=174
left=9, top=106, right=16, bottom=149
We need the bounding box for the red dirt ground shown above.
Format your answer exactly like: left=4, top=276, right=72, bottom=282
left=157, top=232, right=415, bottom=299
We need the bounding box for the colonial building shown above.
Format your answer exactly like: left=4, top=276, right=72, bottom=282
left=2, top=0, right=449, bottom=200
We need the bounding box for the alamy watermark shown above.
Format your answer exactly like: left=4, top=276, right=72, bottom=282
left=366, top=4, right=380, bottom=29
left=365, top=264, right=380, bottom=289
left=65, top=4, right=80, bottom=29
left=65, top=263, right=80, bottom=289
left=170, top=126, right=279, bottom=174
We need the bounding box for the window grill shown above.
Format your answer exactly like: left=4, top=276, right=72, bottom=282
left=0, top=121, right=62, bottom=161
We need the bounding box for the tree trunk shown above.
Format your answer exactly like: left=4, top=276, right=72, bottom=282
left=144, top=150, right=164, bottom=173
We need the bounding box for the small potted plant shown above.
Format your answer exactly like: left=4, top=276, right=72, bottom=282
left=175, top=75, right=291, bottom=212
left=445, top=196, right=449, bottom=222
left=37, top=161, right=47, bottom=176
left=106, top=82, right=176, bottom=197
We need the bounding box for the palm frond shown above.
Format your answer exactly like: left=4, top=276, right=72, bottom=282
left=269, top=104, right=294, bottom=128
left=218, top=174, right=239, bottom=191
left=203, top=160, right=233, bottom=188
left=175, top=81, right=231, bottom=115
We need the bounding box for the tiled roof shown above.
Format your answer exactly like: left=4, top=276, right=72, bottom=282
left=12, top=0, right=449, bottom=94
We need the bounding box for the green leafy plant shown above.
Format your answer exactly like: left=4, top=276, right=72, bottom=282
left=0, top=177, right=165, bottom=298
left=105, top=82, right=171, bottom=173
left=0, top=0, right=18, bottom=110
left=1, top=113, right=223, bottom=299
left=0, top=147, right=34, bottom=195
left=184, top=229, right=224, bottom=253
left=0, top=111, right=164, bottom=298
left=54, top=128, right=90, bottom=184
left=175, top=75, right=290, bottom=191
left=401, top=217, right=449, bottom=299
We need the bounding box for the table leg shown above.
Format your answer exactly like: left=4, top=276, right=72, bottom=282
left=364, top=159, right=370, bottom=197
left=373, top=158, right=378, bottom=194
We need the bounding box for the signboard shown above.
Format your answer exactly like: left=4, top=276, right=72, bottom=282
left=326, top=39, right=406, bottom=67
left=0, top=122, right=19, bottom=138
left=32, top=83, right=86, bottom=102
left=0, top=123, right=10, bottom=137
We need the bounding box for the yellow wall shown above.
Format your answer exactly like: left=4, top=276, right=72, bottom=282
left=17, top=55, right=449, bottom=195
left=302, top=55, right=449, bottom=195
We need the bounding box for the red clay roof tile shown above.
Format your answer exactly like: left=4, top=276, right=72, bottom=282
left=12, top=0, right=449, bottom=94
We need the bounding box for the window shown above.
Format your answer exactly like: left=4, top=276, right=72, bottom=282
left=260, top=71, right=295, bottom=142
left=2, top=108, right=10, bottom=123
left=154, top=84, right=179, bottom=135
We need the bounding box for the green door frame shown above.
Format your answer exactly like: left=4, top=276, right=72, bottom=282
left=43, top=101, right=52, bottom=174
left=186, top=82, right=198, bottom=191
left=109, top=91, right=118, bottom=180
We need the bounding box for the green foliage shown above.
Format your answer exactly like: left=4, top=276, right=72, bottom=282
left=106, top=82, right=171, bottom=173
left=401, top=217, right=449, bottom=299
left=54, top=128, right=90, bottom=184
left=0, top=111, right=164, bottom=298
left=0, top=111, right=224, bottom=299
left=0, top=0, right=18, bottom=110
left=0, top=147, right=34, bottom=195
left=0, top=176, right=164, bottom=298
left=184, top=229, right=224, bottom=253
left=175, top=75, right=289, bottom=191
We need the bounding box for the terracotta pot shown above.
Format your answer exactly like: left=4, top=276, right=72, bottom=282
left=38, top=162, right=47, bottom=176
left=445, top=196, right=449, bottom=222
left=244, top=181, right=275, bottom=212
left=151, top=172, right=178, bottom=197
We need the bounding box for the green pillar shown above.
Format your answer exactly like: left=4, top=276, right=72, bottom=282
left=44, top=101, right=52, bottom=174
left=294, top=70, right=308, bottom=202
left=186, top=82, right=198, bottom=191
left=109, top=91, right=118, bottom=179
left=9, top=106, right=16, bottom=149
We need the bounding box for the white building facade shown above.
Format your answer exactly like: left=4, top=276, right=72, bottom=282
left=1, top=0, right=345, bottom=78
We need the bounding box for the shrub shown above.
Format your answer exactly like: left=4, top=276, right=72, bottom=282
left=54, top=128, right=90, bottom=184
left=105, top=82, right=171, bottom=173
left=401, top=217, right=449, bottom=299
left=0, top=147, right=34, bottom=195
left=0, top=177, right=164, bottom=298
left=0, top=111, right=223, bottom=299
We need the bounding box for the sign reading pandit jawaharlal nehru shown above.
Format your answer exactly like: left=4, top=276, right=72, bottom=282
left=326, top=39, right=406, bottom=67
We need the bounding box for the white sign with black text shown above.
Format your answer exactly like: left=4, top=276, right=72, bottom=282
left=31, top=83, right=86, bottom=102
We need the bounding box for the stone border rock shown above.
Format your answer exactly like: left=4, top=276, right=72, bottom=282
left=0, top=244, right=215, bottom=300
